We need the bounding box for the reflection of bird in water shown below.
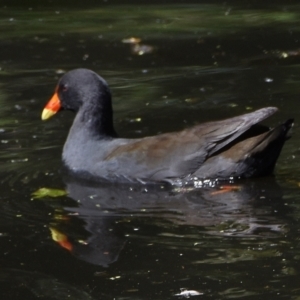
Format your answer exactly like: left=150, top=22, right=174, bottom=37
left=47, top=176, right=289, bottom=267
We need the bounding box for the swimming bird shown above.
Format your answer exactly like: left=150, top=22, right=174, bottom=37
left=41, top=68, right=293, bottom=184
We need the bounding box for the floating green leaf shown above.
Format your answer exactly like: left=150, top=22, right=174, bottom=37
left=32, top=187, right=67, bottom=199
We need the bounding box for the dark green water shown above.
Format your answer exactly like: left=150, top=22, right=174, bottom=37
left=1, top=1, right=300, bottom=299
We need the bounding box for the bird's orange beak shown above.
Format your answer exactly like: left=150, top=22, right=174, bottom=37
left=41, top=89, right=61, bottom=120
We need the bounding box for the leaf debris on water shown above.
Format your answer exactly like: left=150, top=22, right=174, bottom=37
left=174, top=288, right=203, bottom=298
left=31, top=187, right=67, bottom=199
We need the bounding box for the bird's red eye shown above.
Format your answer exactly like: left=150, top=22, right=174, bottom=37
left=61, top=84, right=68, bottom=92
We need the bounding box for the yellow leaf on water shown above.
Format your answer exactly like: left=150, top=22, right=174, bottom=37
left=31, top=187, right=67, bottom=199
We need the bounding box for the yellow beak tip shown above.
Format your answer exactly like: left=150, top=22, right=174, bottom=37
left=41, top=108, right=56, bottom=120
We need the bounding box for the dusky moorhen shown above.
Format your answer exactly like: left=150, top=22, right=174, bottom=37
left=41, top=68, right=293, bottom=184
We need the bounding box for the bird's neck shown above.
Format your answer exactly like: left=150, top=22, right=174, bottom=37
left=77, top=94, right=118, bottom=139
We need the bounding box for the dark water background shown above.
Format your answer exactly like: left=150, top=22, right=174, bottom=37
left=1, top=1, right=300, bottom=299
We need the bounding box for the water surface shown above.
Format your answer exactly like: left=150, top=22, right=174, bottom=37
left=1, top=1, right=300, bottom=299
